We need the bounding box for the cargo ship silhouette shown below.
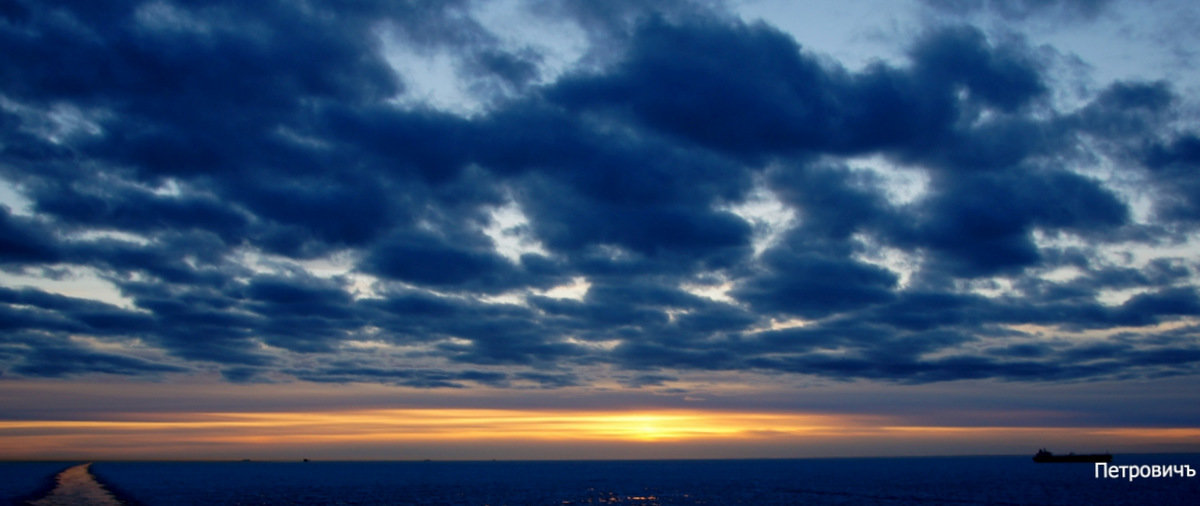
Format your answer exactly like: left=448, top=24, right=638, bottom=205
left=1033, top=448, right=1112, bottom=463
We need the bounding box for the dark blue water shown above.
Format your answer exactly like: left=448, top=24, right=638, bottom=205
left=0, top=461, right=72, bottom=505
left=4, top=455, right=1197, bottom=505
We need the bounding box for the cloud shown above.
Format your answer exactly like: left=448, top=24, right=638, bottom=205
left=733, top=248, right=899, bottom=318
left=286, top=364, right=515, bottom=389
left=909, top=25, right=1047, bottom=112
left=550, top=20, right=1049, bottom=159
left=900, top=169, right=1128, bottom=277
left=10, top=340, right=185, bottom=377
left=1143, top=132, right=1200, bottom=223
left=0, top=0, right=1198, bottom=389
left=0, top=206, right=61, bottom=264
left=361, top=229, right=553, bottom=292
left=921, top=0, right=1114, bottom=21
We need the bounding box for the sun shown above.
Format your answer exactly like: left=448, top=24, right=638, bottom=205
left=624, top=415, right=677, bottom=441
left=583, top=413, right=741, bottom=441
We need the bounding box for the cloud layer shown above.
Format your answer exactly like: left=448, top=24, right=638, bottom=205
left=2, top=0, right=1199, bottom=388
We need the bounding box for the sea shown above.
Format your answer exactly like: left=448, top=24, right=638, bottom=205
left=3, top=454, right=1198, bottom=505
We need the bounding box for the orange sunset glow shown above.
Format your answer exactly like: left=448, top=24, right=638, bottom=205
left=4, top=407, right=1198, bottom=461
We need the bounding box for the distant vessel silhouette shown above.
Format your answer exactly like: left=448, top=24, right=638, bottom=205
left=1033, top=448, right=1112, bottom=463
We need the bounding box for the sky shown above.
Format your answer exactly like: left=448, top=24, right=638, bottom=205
left=2, top=0, right=1200, bottom=461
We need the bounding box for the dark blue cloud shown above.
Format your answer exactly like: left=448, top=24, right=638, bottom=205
left=734, top=249, right=899, bottom=318
left=362, top=229, right=543, bottom=292
left=922, top=0, right=1114, bottom=20
left=910, top=25, right=1046, bottom=112
left=0, top=286, right=161, bottom=347
left=551, top=16, right=847, bottom=156
left=470, top=48, right=543, bottom=91
left=1, top=0, right=1198, bottom=388
left=899, top=169, right=1128, bottom=276
left=0, top=206, right=61, bottom=264
left=550, top=20, right=1046, bottom=160
left=1072, top=81, right=1175, bottom=143
left=767, top=163, right=894, bottom=240
left=1143, top=133, right=1200, bottom=222
left=287, top=364, right=514, bottom=389
left=11, top=340, right=185, bottom=377
left=29, top=180, right=250, bottom=243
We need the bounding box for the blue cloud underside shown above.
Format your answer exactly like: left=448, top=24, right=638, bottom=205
left=1, top=0, right=1199, bottom=387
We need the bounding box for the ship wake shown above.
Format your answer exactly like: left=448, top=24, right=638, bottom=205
left=27, top=463, right=124, bottom=506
